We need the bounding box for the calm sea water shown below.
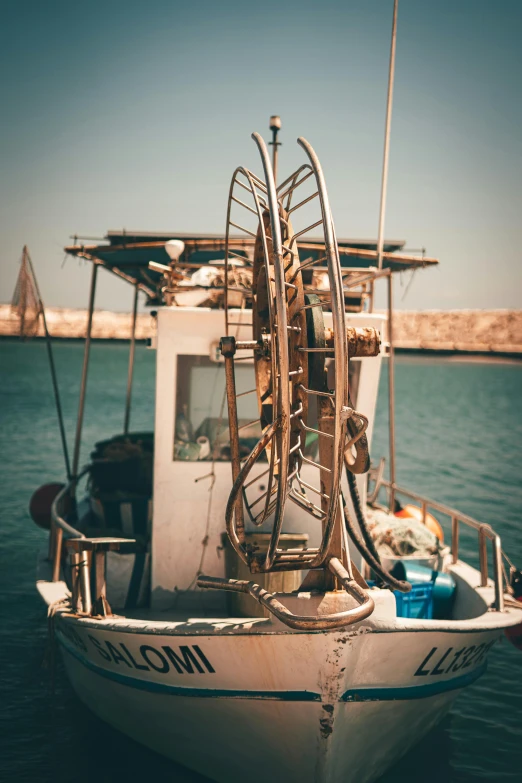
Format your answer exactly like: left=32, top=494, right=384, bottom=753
left=1, top=340, right=521, bottom=782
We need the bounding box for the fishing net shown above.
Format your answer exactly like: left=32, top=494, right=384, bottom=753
left=366, top=507, right=441, bottom=558
left=11, top=247, right=41, bottom=338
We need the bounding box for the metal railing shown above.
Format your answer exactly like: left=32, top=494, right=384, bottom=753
left=49, top=470, right=91, bottom=613
left=49, top=464, right=506, bottom=618
left=369, top=469, right=505, bottom=612
left=49, top=469, right=135, bottom=617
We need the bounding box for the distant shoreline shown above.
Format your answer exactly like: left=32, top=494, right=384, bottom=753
left=393, top=348, right=522, bottom=364
left=3, top=339, right=520, bottom=363
left=1, top=305, right=521, bottom=361
left=3, top=337, right=520, bottom=363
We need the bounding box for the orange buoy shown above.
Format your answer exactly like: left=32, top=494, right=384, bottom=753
left=395, top=503, right=444, bottom=543
left=29, top=483, right=65, bottom=529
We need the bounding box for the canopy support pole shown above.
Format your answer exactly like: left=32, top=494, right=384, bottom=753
left=124, top=283, right=139, bottom=435
left=71, top=263, right=98, bottom=487
left=387, top=271, right=396, bottom=511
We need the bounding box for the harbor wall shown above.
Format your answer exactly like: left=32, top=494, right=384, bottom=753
left=1, top=304, right=521, bottom=357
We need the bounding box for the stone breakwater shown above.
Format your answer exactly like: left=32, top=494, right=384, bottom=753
left=387, top=310, right=522, bottom=356
left=1, top=305, right=521, bottom=357
left=0, top=304, right=153, bottom=341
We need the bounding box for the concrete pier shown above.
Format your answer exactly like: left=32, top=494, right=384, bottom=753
left=1, top=305, right=521, bottom=357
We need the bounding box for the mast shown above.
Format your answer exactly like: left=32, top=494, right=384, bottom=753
left=370, top=0, right=399, bottom=507
left=20, top=248, right=72, bottom=480
left=370, top=0, right=399, bottom=310
left=385, top=0, right=399, bottom=510
left=377, top=0, right=398, bottom=273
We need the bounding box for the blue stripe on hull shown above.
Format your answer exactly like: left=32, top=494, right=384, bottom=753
left=58, top=634, right=486, bottom=704
left=341, top=663, right=487, bottom=702
left=59, top=637, right=322, bottom=701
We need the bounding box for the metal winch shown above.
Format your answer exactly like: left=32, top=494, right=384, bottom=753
left=197, top=132, right=407, bottom=629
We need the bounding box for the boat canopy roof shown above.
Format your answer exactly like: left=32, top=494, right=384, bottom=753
left=64, top=229, right=439, bottom=305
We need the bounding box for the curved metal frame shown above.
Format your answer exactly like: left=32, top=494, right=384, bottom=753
left=199, top=557, right=375, bottom=631
left=251, top=133, right=291, bottom=569
left=294, top=138, right=349, bottom=568
left=222, top=134, right=354, bottom=574
left=223, top=148, right=291, bottom=569
left=50, top=470, right=136, bottom=616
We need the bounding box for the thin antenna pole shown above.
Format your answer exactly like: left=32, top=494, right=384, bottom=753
left=124, top=283, right=139, bottom=434
left=269, top=115, right=282, bottom=186
left=25, top=248, right=72, bottom=480
left=72, top=262, right=98, bottom=484
left=20, top=247, right=28, bottom=338
left=370, top=0, right=399, bottom=310
left=384, top=1, right=398, bottom=507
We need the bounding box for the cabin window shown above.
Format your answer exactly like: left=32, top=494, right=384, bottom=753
left=174, top=355, right=260, bottom=461
left=173, top=355, right=361, bottom=461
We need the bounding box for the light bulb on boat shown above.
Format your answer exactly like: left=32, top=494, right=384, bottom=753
left=165, top=239, right=185, bottom=262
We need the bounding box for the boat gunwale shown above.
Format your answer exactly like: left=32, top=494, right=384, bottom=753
left=37, top=572, right=522, bottom=639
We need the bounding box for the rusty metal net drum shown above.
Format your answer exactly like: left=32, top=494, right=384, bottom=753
left=196, top=130, right=381, bottom=630
left=219, top=133, right=368, bottom=575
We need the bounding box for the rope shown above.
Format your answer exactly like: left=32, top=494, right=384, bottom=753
left=342, top=474, right=411, bottom=593
left=43, top=597, right=71, bottom=695
left=346, top=470, right=381, bottom=563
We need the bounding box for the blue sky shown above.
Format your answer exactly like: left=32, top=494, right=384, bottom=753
left=1, top=0, right=521, bottom=311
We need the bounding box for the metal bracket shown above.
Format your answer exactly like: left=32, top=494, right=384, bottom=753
left=198, top=557, right=374, bottom=631
left=66, top=537, right=136, bottom=618
left=220, top=335, right=237, bottom=358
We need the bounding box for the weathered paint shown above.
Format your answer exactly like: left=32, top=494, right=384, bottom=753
left=53, top=610, right=502, bottom=783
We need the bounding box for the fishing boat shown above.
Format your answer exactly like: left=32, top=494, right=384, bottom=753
left=26, top=116, right=522, bottom=783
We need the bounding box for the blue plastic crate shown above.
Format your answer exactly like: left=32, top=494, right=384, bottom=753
left=393, top=582, right=433, bottom=619
left=366, top=578, right=435, bottom=619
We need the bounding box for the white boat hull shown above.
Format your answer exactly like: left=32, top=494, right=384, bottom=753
left=54, top=610, right=503, bottom=783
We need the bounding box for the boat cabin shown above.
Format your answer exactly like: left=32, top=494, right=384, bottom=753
left=60, top=230, right=436, bottom=615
